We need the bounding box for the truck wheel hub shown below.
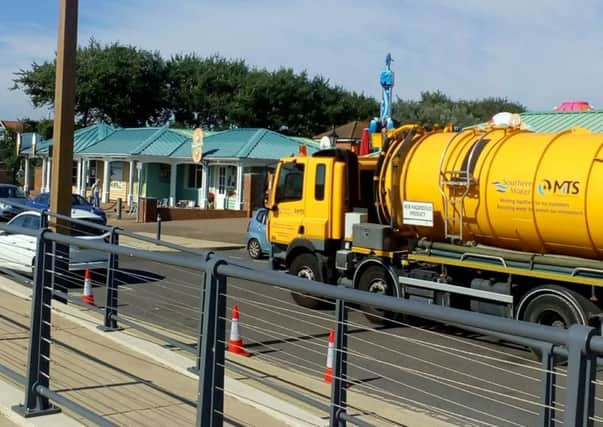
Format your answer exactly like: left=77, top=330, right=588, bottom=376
left=297, top=267, right=315, bottom=280
left=368, top=279, right=387, bottom=294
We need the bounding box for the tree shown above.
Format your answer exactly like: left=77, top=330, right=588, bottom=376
left=0, top=129, right=21, bottom=185
left=166, top=54, right=250, bottom=129
left=392, top=90, right=525, bottom=128
left=167, top=56, right=378, bottom=136
left=13, top=40, right=168, bottom=127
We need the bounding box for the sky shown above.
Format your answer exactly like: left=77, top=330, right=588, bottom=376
left=1, top=0, right=603, bottom=120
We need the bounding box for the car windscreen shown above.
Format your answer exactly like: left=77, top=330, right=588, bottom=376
left=34, top=194, right=49, bottom=205
left=0, top=187, right=25, bottom=198
left=72, top=194, right=90, bottom=206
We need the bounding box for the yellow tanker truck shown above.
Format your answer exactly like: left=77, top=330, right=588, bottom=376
left=267, top=123, right=603, bottom=328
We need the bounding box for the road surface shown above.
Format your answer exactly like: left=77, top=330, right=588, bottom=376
left=83, top=247, right=568, bottom=427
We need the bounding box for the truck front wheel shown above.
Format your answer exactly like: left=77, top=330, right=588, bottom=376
left=288, top=253, right=324, bottom=309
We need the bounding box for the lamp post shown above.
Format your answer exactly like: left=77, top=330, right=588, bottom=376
left=329, top=126, right=338, bottom=148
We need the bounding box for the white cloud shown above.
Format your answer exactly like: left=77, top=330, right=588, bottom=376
left=2, top=0, right=603, bottom=118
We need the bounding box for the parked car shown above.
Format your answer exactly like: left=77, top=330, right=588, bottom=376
left=246, top=208, right=270, bottom=259
left=0, top=184, right=27, bottom=221
left=0, top=210, right=109, bottom=275
left=28, top=193, right=107, bottom=224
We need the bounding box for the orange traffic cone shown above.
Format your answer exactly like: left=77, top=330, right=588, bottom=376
left=227, top=305, right=250, bottom=357
left=82, top=269, right=96, bottom=306
left=324, top=328, right=335, bottom=383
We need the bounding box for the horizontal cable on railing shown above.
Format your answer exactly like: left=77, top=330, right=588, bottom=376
left=224, top=285, right=335, bottom=323
left=108, top=266, right=204, bottom=299
left=343, top=332, right=541, bottom=401
left=346, top=321, right=544, bottom=381
left=343, top=315, right=548, bottom=379
left=346, top=303, right=542, bottom=366
left=350, top=377, right=510, bottom=427
left=218, top=320, right=528, bottom=426
left=44, top=273, right=200, bottom=337
left=47, top=261, right=203, bottom=313
left=344, top=346, right=545, bottom=410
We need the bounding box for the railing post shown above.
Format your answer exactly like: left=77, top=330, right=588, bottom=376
left=13, top=230, right=61, bottom=417
left=99, top=227, right=121, bottom=331
left=330, top=298, right=348, bottom=427
left=156, top=213, right=162, bottom=240
left=116, top=198, right=122, bottom=220
left=190, top=252, right=213, bottom=374
left=538, top=344, right=556, bottom=427
left=196, top=258, right=227, bottom=427
left=564, top=324, right=596, bottom=427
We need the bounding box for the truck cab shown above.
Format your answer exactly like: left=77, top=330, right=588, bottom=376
left=267, top=149, right=374, bottom=306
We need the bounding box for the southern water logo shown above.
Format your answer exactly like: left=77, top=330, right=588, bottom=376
left=492, top=181, right=508, bottom=193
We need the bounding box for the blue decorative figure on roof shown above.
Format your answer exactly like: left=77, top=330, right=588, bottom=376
left=369, top=53, right=395, bottom=135
left=380, top=53, right=395, bottom=129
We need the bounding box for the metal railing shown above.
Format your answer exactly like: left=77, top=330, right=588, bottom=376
left=0, top=210, right=603, bottom=426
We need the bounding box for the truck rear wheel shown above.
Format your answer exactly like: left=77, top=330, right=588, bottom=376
left=518, top=285, right=600, bottom=361
left=288, top=253, right=324, bottom=309
left=518, top=285, right=597, bottom=328
left=357, top=265, right=398, bottom=325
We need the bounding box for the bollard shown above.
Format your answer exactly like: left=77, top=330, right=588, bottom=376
left=116, top=198, right=122, bottom=220
left=156, top=213, right=162, bottom=241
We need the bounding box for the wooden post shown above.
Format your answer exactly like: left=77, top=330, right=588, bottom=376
left=50, top=0, right=78, bottom=231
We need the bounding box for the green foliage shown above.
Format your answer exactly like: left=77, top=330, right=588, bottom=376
left=392, top=90, right=526, bottom=128
left=13, top=39, right=168, bottom=127
left=167, top=58, right=378, bottom=135
left=0, top=129, right=20, bottom=184
left=13, top=40, right=525, bottom=135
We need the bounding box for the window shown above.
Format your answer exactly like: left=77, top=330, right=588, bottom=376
left=187, top=165, right=203, bottom=189
left=159, top=164, right=170, bottom=183
left=276, top=162, right=304, bottom=202
left=218, top=167, right=226, bottom=194
left=256, top=209, right=267, bottom=224
left=72, top=194, right=89, bottom=206
left=315, top=164, right=326, bottom=201
left=88, top=160, right=97, bottom=186
left=72, top=161, right=78, bottom=185
left=10, top=214, right=40, bottom=230
left=35, top=193, right=50, bottom=205
left=0, top=186, right=24, bottom=198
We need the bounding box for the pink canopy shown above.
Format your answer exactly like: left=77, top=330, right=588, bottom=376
left=554, top=100, right=594, bottom=111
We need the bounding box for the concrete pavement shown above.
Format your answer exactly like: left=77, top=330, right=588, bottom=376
left=107, top=215, right=250, bottom=247
left=119, top=232, right=244, bottom=252
left=0, top=283, right=302, bottom=427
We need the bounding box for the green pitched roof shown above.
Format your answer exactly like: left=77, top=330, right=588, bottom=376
left=520, top=110, right=603, bottom=132
left=23, top=123, right=319, bottom=161
left=78, top=127, right=190, bottom=156
left=169, top=128, right=319, bottom=160
left=37, top=123, right=116, bottom=155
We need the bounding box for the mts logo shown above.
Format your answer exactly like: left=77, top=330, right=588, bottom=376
left=537, top=179, right=580, bottom=196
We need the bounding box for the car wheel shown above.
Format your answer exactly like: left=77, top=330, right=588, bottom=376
left=288, top=253, right=325, bottom=309
left=247, top=238, right=262, bottom=259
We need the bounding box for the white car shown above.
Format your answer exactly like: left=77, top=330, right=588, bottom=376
left=0, top=210, right=109, bottom=275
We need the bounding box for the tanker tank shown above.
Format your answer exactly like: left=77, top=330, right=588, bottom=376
left=378, top=126, right=603, bottom=260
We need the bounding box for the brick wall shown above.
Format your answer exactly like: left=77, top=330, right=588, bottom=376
left=154, top=208, right=247, bottom=222
left=0, top=162, right=7, bottom=183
